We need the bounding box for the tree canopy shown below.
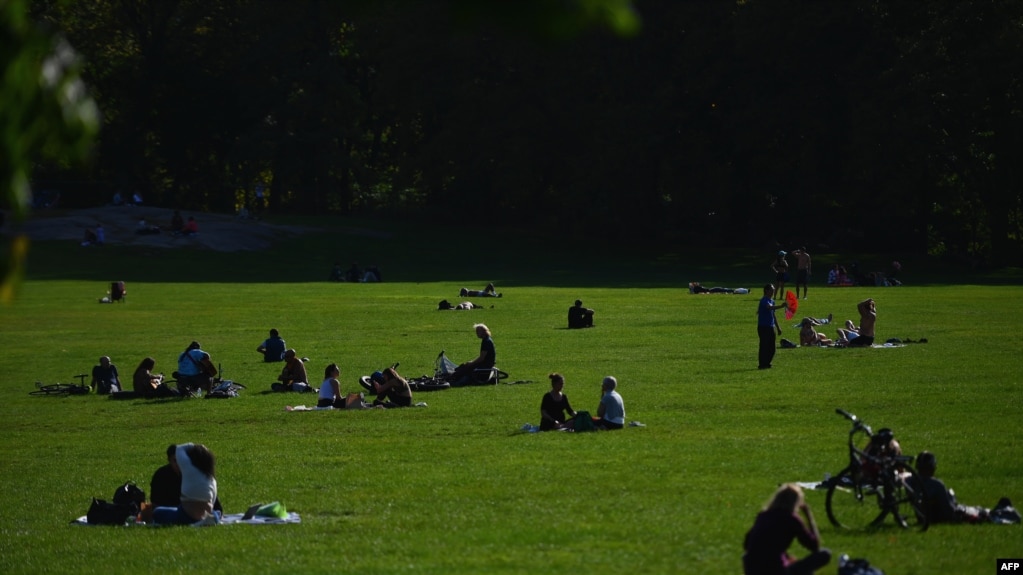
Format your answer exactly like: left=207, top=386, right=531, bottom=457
left=22, top=0, right=1023, bottom=265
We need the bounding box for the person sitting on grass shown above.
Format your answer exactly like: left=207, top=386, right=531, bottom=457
left=91, top=355, right=121, bottom=394
left=449, top=323, right=496, bottom=386
left=256, top=328, right=286, bottom=362
left=148, top=444, right=222, bottom=520
left=567, top=300, right=595, bottom=328
left=368, top=367, right=413, bottom=408
left=540, top=373, right=576, bottom=431
left=846, top=298, right=876, bottom=347
left=742, top=483, right=831, bottom=575
left=594, top=376, right=625, bottom=430
left=132, top=357, right=177, bottom=398
left=276, top=349, right=312, bottom=392
left=799, top=319, right=833, bottom=347
left=176, top=341, right=215, bottom=396
left=151, top=443, right=220, bottom=525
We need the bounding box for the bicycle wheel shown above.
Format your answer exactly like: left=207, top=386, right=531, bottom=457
left=826, top=472, right=887, bottom=529
left=891, top=471, right=929, bottom=531
left=30, top=383, right=79, bottom=396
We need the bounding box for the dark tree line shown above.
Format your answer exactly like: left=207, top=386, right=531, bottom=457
left=28, top=0, right=1023, bottom=264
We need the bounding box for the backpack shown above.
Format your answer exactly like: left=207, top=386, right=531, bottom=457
left=87, top=498, right=138, bottom=525
left=112, top=481, right=146, bottom=507
left=573, top=411, right=597, bottom=432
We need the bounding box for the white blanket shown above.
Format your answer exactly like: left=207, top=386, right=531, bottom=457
left=72, top=511, right=301, bottom=526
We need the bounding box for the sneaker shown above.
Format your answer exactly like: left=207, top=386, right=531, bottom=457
left=628, top=421, right=646, bottom=427
left=414, top=401, right=428, bottom=407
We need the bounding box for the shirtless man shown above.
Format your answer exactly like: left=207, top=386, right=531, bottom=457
left=799, top=318, right=833, bottom=347
left=793, top=247, right=811, bottom=300
left=847, top=298, right=876, bottom=347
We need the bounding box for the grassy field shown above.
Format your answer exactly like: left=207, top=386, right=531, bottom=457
left=0, top=218, right=1020, bottom=575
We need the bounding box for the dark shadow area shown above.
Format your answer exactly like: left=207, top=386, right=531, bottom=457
left=12, top=215, right=1023, bottom=288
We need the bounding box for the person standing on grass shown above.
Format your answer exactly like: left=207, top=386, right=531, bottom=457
left=846, top=298, right=876, bottom=347
left=771, top=251, right=789, bottom=298
left=743, top=483, right=831, bottom=575
left=757, top=284, right=786, bottom=369
left=793, top=247, right=811, bottom=300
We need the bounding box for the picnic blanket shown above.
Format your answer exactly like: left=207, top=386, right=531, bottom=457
left=72, top=511, right=301, bottom=526
left=285, top=402, right=427, bottom=411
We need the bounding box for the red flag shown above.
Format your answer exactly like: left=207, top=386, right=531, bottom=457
left=785, top=290, right=798, bottom=320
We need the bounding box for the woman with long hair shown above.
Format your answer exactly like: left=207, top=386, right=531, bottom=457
left=152, top=443, right=219, bottom=525
left=742, top=483, right=831, bottom=575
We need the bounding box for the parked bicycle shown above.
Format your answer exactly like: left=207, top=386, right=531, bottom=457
left=30, top=374, right=90, bottom=396
left=825, top=408, right=928, bottom=531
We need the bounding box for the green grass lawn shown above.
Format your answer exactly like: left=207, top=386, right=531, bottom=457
left=0, top=221, right=1020, bottom=575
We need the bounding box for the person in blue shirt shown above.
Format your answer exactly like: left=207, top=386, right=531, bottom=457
left=256, top=328, right=286, bottom=362
left=757, top=284, right=788, bottom=370
left=595, top=375, right=625, bottom=430
left=176, top=341, right=215, bottom=395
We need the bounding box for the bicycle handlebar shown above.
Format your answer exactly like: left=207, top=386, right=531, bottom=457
left=836, top=408, right=872, bottom=436
left=835, top=408, right=857, bottom=422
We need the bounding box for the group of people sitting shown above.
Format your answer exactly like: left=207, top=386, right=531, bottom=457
left=537, top=373, right=626, bottom=431
left=796, top=298, right=877, bottom=348
left=826, top=261, right=902, bottom=287
left=89, top=343, right=212, bottom=399
left=257, top=327, right=420, bottom=408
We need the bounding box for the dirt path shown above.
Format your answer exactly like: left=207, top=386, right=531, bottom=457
left=4, top=206, right=315, bottom=252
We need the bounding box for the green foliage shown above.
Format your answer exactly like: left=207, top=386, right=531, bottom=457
left=0, top=231, right=1020, bottom=574
left=1, top=0, right=98, bottom=300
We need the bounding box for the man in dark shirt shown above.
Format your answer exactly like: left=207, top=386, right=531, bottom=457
left=256, top=328, right=286, bottom=362
left=450, top=324, right=496, bottom=385
left=91, top=356, right=120, bottom=394
left=568, top=300, right=594, bottom=328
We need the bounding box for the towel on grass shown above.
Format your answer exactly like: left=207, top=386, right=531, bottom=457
left=72, top=512, right=301, bottom=526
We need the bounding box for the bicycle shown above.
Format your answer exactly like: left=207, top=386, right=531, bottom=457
left=359, top=362, right=452, bottom=393
left=30, top=374, right=90, bottom=396
left=824, top=408, right=928, bottom=531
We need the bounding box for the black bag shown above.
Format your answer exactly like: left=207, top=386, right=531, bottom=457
left=87, top=498, right=138, bottom=525
left=839, top=557, right=885, bottom=575
left=112, top=481, right=146, bottom=507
